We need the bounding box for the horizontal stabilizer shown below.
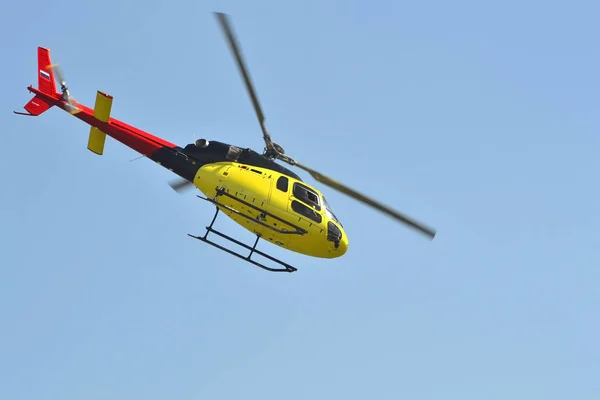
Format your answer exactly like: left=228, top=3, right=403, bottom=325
left=22, top=95, right=52, bottom=116
left=88, top=91, right=113, bottom=155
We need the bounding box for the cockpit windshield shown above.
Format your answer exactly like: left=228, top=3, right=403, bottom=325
left=322, top=196, right=342, bottom=226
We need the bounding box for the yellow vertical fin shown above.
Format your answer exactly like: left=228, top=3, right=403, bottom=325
left=88, top=91, right=113, bottom=155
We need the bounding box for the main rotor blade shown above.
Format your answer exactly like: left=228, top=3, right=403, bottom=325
left=291, top=159, right=436, bottom=239
left=214, top=12, right=274, bottom=152
left=169, top=178, right=195, bottom=193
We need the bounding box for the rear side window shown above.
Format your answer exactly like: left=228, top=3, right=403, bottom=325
left=276, top=176, right=289, bottom=192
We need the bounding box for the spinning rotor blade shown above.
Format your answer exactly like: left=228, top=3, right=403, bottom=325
left=48, top=63, right=80, bottom=114
left=288, top=157, right=436, bottom=239
left=214, top=12, right=275, bottom=154
left=168, top=178, right=195, bottom=193
left=48, top=63, right=67, bottom=87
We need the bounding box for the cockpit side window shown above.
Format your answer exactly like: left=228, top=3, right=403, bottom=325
left=323, top=196, right=343, bottom=227
left=276, top=176, right=289, bottom=192
left=291, top=200, right=322, bottom=223
left=293, top=183, right=321, bottom=211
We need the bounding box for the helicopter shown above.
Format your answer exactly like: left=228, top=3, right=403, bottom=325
left=14, top=12, right=436, bottom=273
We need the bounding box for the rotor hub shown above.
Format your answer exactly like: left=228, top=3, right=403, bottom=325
left=272, top=142, right=285, bottom=155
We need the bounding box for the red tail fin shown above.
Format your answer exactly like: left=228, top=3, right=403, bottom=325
left=15, top=47, right=58, bottom=116
left=37, top=47, right=57, bottom=96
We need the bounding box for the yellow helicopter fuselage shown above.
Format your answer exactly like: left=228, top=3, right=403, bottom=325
left=193, top=161, right=348, bottom=258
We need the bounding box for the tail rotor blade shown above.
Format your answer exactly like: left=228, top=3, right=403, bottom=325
left=47, top=63, right=80, bottom=114
left=48, top=63, right=66, bottom=87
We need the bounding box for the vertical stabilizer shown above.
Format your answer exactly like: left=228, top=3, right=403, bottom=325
left=37, top=47, right=58, bottom=95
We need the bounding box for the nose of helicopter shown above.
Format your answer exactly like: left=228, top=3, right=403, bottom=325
left=337, top=234, right=348, bottom=256
left=327, top=221, right=348, bottom=257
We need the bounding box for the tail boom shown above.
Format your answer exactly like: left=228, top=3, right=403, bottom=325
left=26, top=85, right=177, bottom=157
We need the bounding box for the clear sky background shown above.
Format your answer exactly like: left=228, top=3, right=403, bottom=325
left=1, top=0, right=598, bottom=399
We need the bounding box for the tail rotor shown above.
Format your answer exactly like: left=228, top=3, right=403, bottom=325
left=48, top=63, right=80, bottom=114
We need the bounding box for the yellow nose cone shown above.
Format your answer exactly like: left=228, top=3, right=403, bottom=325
left=337, top=234, right=348, bottom=256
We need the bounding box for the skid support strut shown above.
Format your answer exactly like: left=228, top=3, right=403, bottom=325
left=188, top=206, right=298, bottom=273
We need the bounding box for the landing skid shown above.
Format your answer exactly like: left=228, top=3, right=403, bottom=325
left=189, top=206, right=298, bottom=273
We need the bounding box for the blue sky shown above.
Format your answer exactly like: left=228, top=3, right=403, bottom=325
left=1, top=0, right=599, bottom=398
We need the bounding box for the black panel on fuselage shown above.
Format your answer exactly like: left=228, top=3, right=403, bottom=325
left=181, top=140, right=304, bottom=181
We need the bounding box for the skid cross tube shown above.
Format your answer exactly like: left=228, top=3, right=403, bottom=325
left=188, top=206, right=297, bottom=273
